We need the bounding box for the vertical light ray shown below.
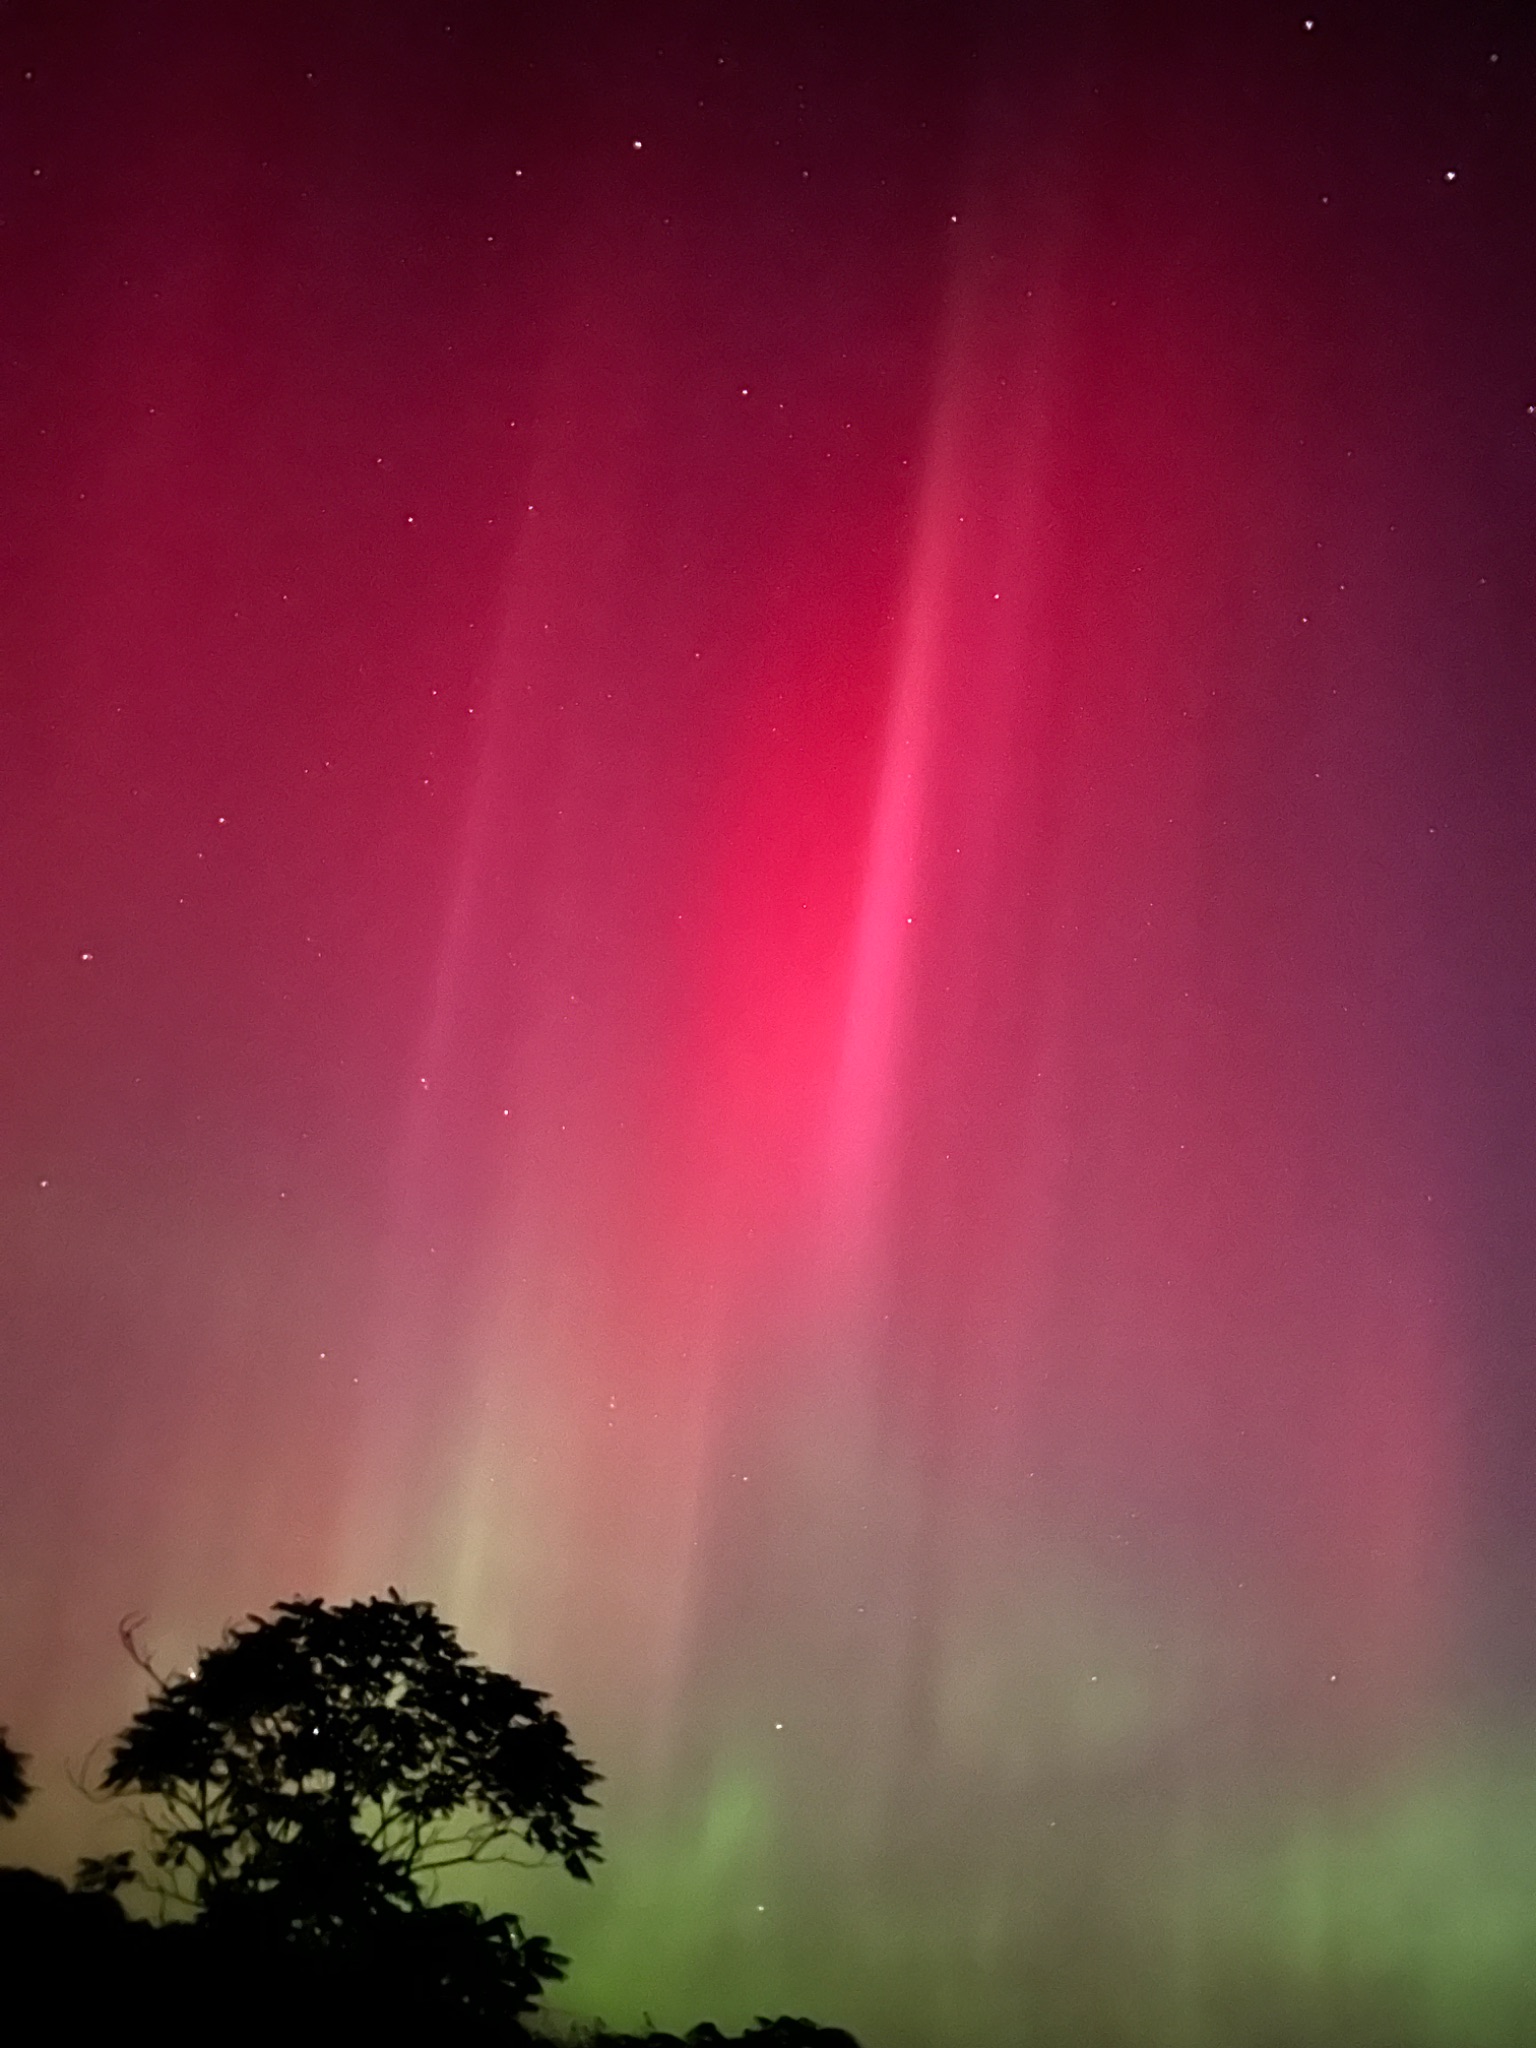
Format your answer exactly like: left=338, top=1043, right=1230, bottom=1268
left=819, top=359, right=963, bottom=1292
left=330, top=580, right=529, bottom=1593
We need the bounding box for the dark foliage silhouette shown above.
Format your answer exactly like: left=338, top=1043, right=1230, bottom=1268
left=100, top=1591, right=600, bottom=2029
left=0, top=1729, right=30, bottom=1820
left=588, top=2023, right=861, bottom=2047
left=105, top=1593, right=600, bottom=1897
left=0, top=1737, right=155, bottom=2027
left=2, top=1600, right=858, bottom=2043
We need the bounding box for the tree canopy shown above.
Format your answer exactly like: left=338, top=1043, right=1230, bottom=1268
left=3, top=1596, right=858, bottom=2042
left=104, top=1591, right=600, bottom=1902
left=99, top=1592, right=600, bottom=2022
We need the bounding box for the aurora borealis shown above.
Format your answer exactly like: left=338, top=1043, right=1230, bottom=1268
left=5, top=2, right=1536, bottom=2039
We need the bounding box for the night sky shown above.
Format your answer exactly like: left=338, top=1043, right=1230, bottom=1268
left=4, top=4, right=1536, bottom=2042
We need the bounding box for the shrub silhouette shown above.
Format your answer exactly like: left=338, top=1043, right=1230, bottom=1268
left=587, top=2023, right=861, bottom=2047
left=1, top=1755, right=155, bottom=2030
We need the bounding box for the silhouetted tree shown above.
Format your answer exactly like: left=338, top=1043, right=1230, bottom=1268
left=101, top=1592, right=600, bottom=2028
left=9, top=1609, right=857, bottom=2045
left=0, top=1728, right=31, bottom=1820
